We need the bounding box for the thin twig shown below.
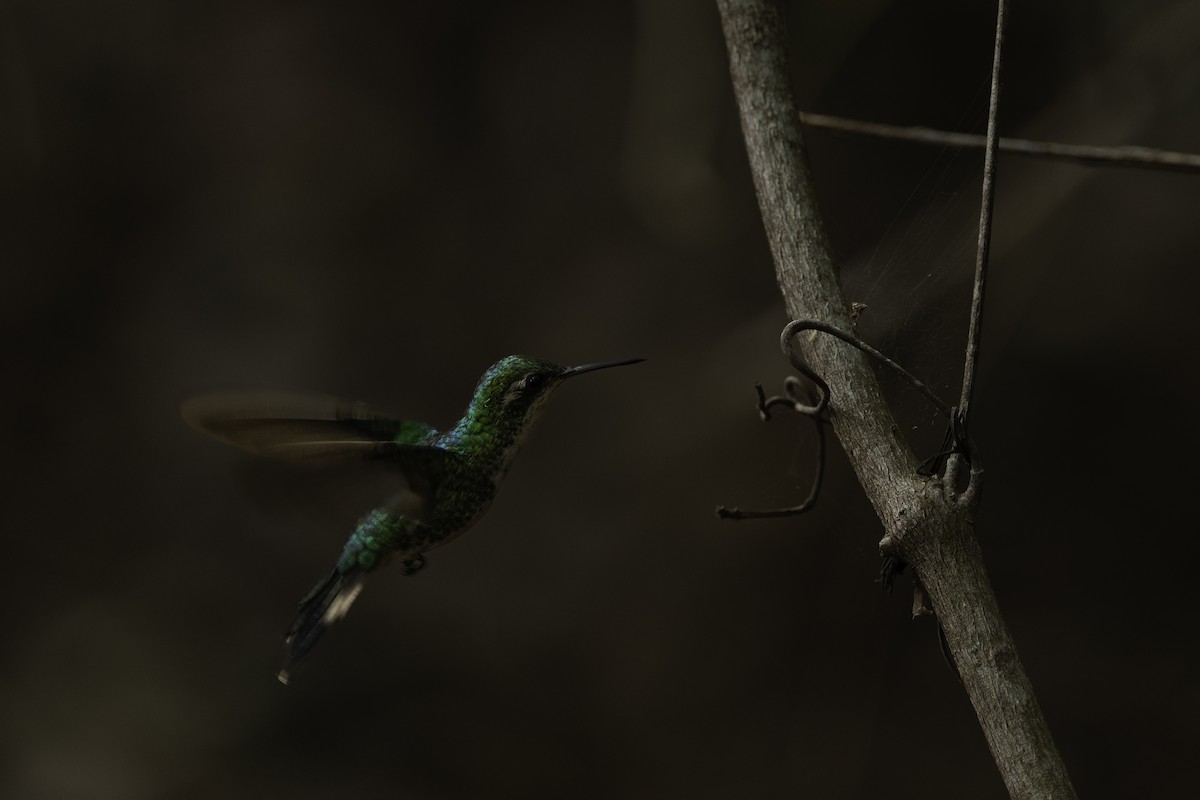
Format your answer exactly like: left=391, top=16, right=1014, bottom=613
left=716, top=389, right=826, bottom=519
left=962, top=0, right=1008, bottom=420
left=781, top=320, right=953, bottom=420
left=799, top=112, right=1200, bottom=175
left=947, top=0, right=1008, bottom=495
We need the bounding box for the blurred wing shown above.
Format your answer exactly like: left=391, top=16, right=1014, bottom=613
left=181, top=391, right=438, bottom=462
left=180, top=392, right=462, bottom=494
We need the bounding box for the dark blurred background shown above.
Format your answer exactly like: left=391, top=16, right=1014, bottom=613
left=4, top=1, right=1199, bottom=797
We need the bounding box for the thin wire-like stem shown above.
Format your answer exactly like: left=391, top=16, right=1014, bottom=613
left=949, top=0, right=1008, bottom=494
left=781, top=320, right=953, bottom=420
left=961, top=0, right=1008, bottom=420
left=721, top=312, right=968, bottom=519
left=716, top=399, right=826, bottom=520
left=799, top=112, right=1200, bottom=175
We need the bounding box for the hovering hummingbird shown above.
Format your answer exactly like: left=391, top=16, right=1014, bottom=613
left=182, top=354, right=643, bottom=683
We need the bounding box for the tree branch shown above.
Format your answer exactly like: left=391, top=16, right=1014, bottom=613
left=716, top=1, right=1076, bottom=796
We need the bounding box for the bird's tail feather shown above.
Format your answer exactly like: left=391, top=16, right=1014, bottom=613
left=278, top=568, right=366, bottom=684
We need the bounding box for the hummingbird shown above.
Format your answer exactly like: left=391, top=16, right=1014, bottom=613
left=182, top=354, right=643, bottom=683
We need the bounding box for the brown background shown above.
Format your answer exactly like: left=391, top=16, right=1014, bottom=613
left=4, top=1, right=1199, bottom=797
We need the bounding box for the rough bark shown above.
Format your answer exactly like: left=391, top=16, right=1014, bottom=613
left=716, top=1, right=1077, bottom=797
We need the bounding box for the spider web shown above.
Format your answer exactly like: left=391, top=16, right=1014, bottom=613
left=738, top=90, right=997, bottom=509
left=826, top=107, right=989, bottom=458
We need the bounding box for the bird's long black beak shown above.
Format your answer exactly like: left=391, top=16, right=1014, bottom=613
left=562, top=358, right=645, bottom=378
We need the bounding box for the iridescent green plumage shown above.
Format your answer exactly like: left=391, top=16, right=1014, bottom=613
left=182, top=354, right=642, bottom=682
